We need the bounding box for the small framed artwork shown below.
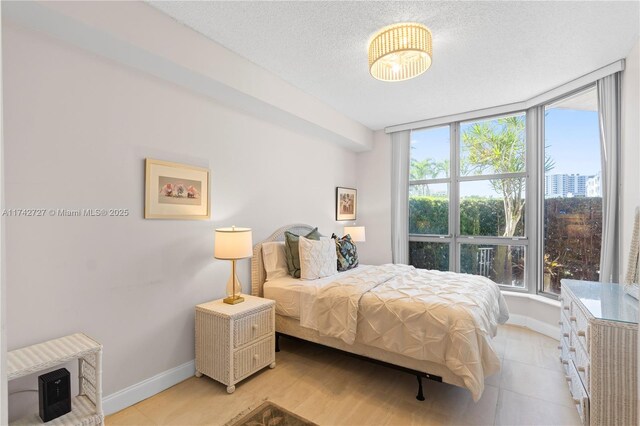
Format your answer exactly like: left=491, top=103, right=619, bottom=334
left=145, top=158, right=210, bottom=220
left=336, top=187, right=357, bottom=221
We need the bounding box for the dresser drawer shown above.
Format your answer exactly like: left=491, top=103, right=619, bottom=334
left=559, top=335, right=571, bottom=374
left=569, top=330, right=590, bottom=394
left=234, top=306, right=274, bottom=348
left=561, top=294, right=573, bottom=318
left=233, top=336, right=275, bottom=381
left=571, top=307, right=590, bottom=354
left=560, top=312, right=573, bottom=343
left=562, top=291, right=590, bottom=354
left=566, top=361, right=590, bottom=425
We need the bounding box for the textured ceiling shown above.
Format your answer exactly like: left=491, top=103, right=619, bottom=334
left=149, top=1, right=639, bottom=130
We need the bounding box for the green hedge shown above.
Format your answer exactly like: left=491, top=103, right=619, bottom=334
left=409, top=196, right=524, bottom=236
left=544, top=197, right=602, bottom=292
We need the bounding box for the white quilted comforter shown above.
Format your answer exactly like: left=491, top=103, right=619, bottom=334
left=299, top=264, right=509, bottom=401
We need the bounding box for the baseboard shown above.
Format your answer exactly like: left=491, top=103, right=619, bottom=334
left=507, top=314, right=560, bottom=340
left=102, top=360, right=195, bottom=415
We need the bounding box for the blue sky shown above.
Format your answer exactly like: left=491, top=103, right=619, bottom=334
left=545, top=109, right=600, bottom=176
left=410, top=109, right=601, bottom=197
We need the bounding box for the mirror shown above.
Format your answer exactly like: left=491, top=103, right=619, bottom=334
left=624, top=207, right=640, bottom=299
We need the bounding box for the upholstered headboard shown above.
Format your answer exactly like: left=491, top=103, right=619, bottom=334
left=251, top=224, right=315, bottom=297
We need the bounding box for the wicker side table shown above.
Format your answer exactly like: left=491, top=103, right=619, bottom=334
left=195, top=295, right=275, bottom=393
left=8, top=333, right=103, bottom=425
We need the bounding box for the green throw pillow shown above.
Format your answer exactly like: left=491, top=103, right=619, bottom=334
left=284, top=227, right=322, bottom=278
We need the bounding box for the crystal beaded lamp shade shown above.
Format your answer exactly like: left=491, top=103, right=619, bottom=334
left=214, top=227, right=253, bottom=260
left=368, top=23, right=432, bottom=82
left=343, top=226, right=366, bottom=242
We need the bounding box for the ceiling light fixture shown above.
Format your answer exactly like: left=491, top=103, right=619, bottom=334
left=368, top=22, right=432, bottom=82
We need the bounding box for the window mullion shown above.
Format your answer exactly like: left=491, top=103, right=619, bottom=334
left=451, top=122, right=460, bottom=272
left=457, top=236, right=529, bottom=245
left=527, top=106, right=542, bottom=295
left=458, top=172, right=527, bottom=182
left=409, top=177, right=450, bottom=185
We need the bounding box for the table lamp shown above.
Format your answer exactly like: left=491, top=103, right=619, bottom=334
left=343, top=226, right=366, bottom=242
left=214, top=226, right=253, bottom=305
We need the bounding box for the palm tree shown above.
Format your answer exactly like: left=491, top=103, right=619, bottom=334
left=410, top=158, right=449, bottom=196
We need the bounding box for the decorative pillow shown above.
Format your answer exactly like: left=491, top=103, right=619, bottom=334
left=262, top=241, right=289, bottom=281
left=332, top=233, right=359, bottom=272
left=284, top=227, right=322, bottom=278
left=298, top=236, right=338, bottom=280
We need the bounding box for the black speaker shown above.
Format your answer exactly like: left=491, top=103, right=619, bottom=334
left=38, top=368, right=71, bottom=422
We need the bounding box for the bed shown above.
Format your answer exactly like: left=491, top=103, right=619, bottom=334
left=251, top=224, right=509, bottom=401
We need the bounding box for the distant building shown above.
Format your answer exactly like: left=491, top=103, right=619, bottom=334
left=545, top=174, right=597, bottom=198
left=586, top=173, right=602, bottom=197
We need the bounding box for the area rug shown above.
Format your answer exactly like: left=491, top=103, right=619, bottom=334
left=228, top=401, right=317, bottom=426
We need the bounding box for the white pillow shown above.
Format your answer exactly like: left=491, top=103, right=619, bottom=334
left=262, top=241, right=289, bottom=281
left=298, top=236, right=337, bottom=280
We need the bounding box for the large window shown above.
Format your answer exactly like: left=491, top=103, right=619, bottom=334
left=409, top=113, right=528, bottom=288
left=542, top=86, right=601, bottom=295
left=407, top=85, right=603, bottom=297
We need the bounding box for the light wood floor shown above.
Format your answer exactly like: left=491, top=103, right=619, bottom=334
left=106, top=325, right=580, bottom=426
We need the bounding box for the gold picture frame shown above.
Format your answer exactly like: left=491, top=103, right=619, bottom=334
left=336, top=187, right=357, bottom=221
left=145, top=158, right=210, bottom=220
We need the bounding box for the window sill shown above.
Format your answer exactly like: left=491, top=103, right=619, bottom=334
left=500, top=290, right=561, bottom=308
left=499, top=291, right=561, bottom=340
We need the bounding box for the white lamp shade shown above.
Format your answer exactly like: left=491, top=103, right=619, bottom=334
left=214, top=227, right=253, bottom=260
left=344, top=226, right=366, bottom=242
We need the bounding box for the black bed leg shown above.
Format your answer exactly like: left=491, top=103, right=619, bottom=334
left=275, top=333, right=280, bottom=353
left=416, top=375, right=425, bottom=401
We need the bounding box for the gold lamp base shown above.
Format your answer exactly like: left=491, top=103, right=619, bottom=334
left=223, top=259, right=244, bottom=305
left=223, top=295, right=245, bottom=305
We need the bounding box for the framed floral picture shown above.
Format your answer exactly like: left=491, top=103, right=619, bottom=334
left=336, top=187, right=357, bottom=221
left=145, top=158, right=210, bottom=220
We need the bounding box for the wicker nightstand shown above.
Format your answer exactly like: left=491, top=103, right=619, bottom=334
left=195, top=295, right=276, bottom=393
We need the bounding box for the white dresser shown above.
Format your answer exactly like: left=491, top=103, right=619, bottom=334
left=560, top=279, right=638, bottom=426
left=195, top=295, right=276, bottom=393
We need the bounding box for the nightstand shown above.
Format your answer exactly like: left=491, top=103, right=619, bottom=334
left=195, top=295, right=276, bottom=393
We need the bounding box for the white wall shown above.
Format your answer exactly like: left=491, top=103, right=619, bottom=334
left=0, top=3, right=7, bottom=424
left=2, top=19, right=357, bottom=417
left=356, top=130, right=392, bottom=265
left=3, top=1, right=372, bottom=152
left=621, top=37, right=640, bottom=282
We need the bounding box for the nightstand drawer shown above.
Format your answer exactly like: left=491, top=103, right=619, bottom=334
left=234, top=336, right=275, bottom=381
left=234, top=307, right=274, bottom=348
